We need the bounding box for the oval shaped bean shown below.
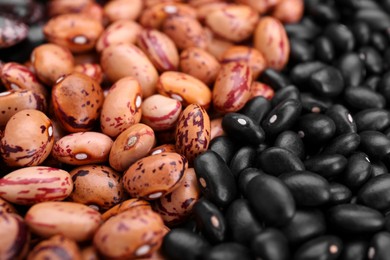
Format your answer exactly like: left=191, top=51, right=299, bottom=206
left=304, top=154, right=348, bottom=179
left=25, top=201, right=102, bottom=241
left=101, top=198, right=151, bottom=221
left=271, top=85, right=300, bottom=107
left=250, top=81, right=275, bottom=100
left=202, top=243, right=252, bottom=260
left=238, top=168, right=264, bottom=196
left=274, top=130, right=305, bottom=160
left=359, top=131, right=390, bottom=160
left=337, top=52, right=365, bottom=87
left=289, top=38, right=314, bottom=64
left=0, top=213, right=29, bottom=260
left=343, top=153, right=372, bottom=190
left=325, top=104, right=356, bottom=135
left=309, top=66, right=345, bottom=97
left=345, top=86, right=386, bottom=110
left=296, top=113, right=336, bottom=144
left=240, top=96, right=271, bottom=125
left=324, top=23, right=355, bottom=53
left=149, top=144, right=177, bottom=156
left=294, top=236, right=343, bottom=260
left=315, top=36, right=335, bottom=63
left=355, top=109, right=390, bottom=132
left=27, top=235, right=81, bottom=260
left=358, top=174, right=390, bottom=211
left=322, top=133, right=361, bottom=156
left=272, top=0, right=304, bottom=23
left=209, top=136, right=237, bottom=164
left=103, top=0, right=143, bottom=22
left=258, top=147, right=305, bottom=176
left=229, top=146, right=256, bottom=178
left=251, top=228, right=289, bottom=260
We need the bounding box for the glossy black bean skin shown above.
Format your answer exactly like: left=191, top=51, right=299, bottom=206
left=202, top=243, right=252, bottom=260
left=355, top=109, right=390, bottom=132
left=193, top=199, right=226, bottom=244
left=322, top=133, right=361, bottom=156
left=343, top=152, right=372, bottom=190
left=289, top=38, right=314, bottom=64
left=238, top=168, right=263, bottom=196
left=336, top=53, right=365, bottom=87
left=194, top=151, right=237, bottom=208
left=371, top=32, right=388, bottom=53
left=324, top=23, right=355, bottom=53
left=240, top=97, right=271, bottom=125
left=229, top=146, right=256, bottom=178
left=309, top=3, right=339, bottom=24
left=370, top=161, right=388, bottom=177
left=329, top=182, right=352, bottom=205
left=259, top=68, right=291, bottom=91
left=251, top=229, right=290, bottom=260
left=383, top=48, right=390, bottom=71
left=309, top=66, right=345, bottom=97
left=293, top=236, right=343, bottom=260
left=262, top=99, right=302, bottom=137
left=246, top=174, right=295, bottom=227
left=344, top=87, right=386, bottom=110
left=363, top=75, right=381, bottom=91
left=285, top=18, right=321, bottom=41
left=359, top=46, right=383, bottom=75
left=340, top=240, right=368, bottom=260
left=290, top=61, right=326, bottom=87
left=281, top=209, right=326, bottom=246
left=296, top=113, right=336, bottom=144
left=357, top=174, right=390, bottom=212
left=271, top=86, right=300, bottom=108
left=351, top=22, right=371, bottom=47
left=222, top=113, right=265, bottom=146
left=325, top=105, right=356, bottom=135
left=225, top=199, right=262, bottom=244
left=355, top=9, right=390, bottom=31
left=369, top=232, right=390, bottom=260
left=258, top=147, right=305, bottom=176
left=327, top=204, right=384, bottom=234
left=274, top=131, right=305, bottom=160
left=162, top=228, right=210, bottom=260
left=378, top=72, right=390, bottom=103
left=315, top=36, right=335, bottom=63
left=300, top=92, right=332, bottom=113
left=209, top=136, right=237, bottom=165
left=359, top=131, right=390, bottom=160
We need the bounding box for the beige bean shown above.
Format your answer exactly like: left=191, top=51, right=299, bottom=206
left=102, top=198, right=151, bottom=221
left=235, top=0, right=280, bottom=14
left=205, top=28, right=234, bottom=61
left=0, top=166, right=73, bottom=205
left=27, top=235, right=81, bottom=260
left=196, top=2, right=229, bottom=23
left=149, top=144, right=177, bottom=155
left=0, top=198, right=17, bottom=214
left=103, top=0, right=143, bottom=23
left=47, top=0, right=94, bottom=17
left=210, top=117, right=225, bottom=140
left=250, top=81, right=275, bottom=100
left=271, top=0, right=304, bottom=24
left=73, top=63, right=103, bottom=84
left=145, top=0, right=181, bottom=8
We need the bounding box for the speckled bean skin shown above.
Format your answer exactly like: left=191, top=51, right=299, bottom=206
left=96, top=20, right=142, bottom=52
left=221, top=46, right=267, bottom=80
left=205, top=28, right=234, bottom=60
left=271, top=0, right=304, bottom=24
left=123, top=153, right=188, bottom=200
left=149, top=144, right=177, bottom=156
left=69, top=165, right=124, bottom=210
left=157, top=71, right=212, bottom=109
left=27, top=235, right=81, bottom=260
left=154, top=168, right=200, bottom=225
left=0, top=166, right=73, bottom=205
left=101, top=44, right=159, bottom=98
left=80, top=246, right=99, bottom=260
left=47, top=0, right=94, bottom=17
left=210, top=117, right=225, bottom=140
left=141, top=94, right=182, bottom=131
left=0, top=62, right=48, bottom=98
left=205, top=4, right=259, bottom=43
left=103, top=0, right=143, bottom=23
left=44, top=14, right=104, bottom=53
left=0, top=90, right=47, bottom=127
left=196, top=3, right=229, bottom=23
left=254, top=16, right=290, bottom=71
left=175, top=104, right=211, bottom=163
left=179, top=47, right=221, bottom=85
left=52, top=132, right=113, bottom=165
left=100, top=76, right=143, bottom=138
left=213, top=62, right=252, bottom=113
left=250, top=81, right=274, bottom=100
left=235, top=0, right=280, bottom=14
left=139, top=3, right=197, bottom=29
left=109, top=123, right=155, bottom=172
left=0, top=110, right=54, bottom=167
left=93, top=207, right=166, bottom=259
left=0, top=213, right=30, bottom=260
left=52, top=72, right=104, bottom=133
left=145, top=0, right=181, bottom=8
left=102, top=198, right=151, bottom=221
left=137, top=29, right=179, bottom=72
left=162, top=15, right=207, bottom=50
left=31, top=43, right=74, bottom=86
left=0, top=198, right=17, bottom=214
left=73, top=63, right=103, bottom=84
left=25, top=201, right=102, bottom=241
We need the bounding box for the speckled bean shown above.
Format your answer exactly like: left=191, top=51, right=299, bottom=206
left=149, top=144, right=177, bottom=155
left=27, top=235, right=81, bottom=260
left=235, top=0, right=280, bottom=14
left=123, top=152, right=188, bottom=200
left=0, top=166, right=72, bottom=205
left=100, top=76, right=143, bottom=138
left=196, top=3, right=229, bottom=23
left=47, top=0, right=94, bottom=17
left=157, top=71, right=212, bottom=109
left=73, top=63, right=103, bottom=84
left=109, top=123, right=155, bottom=172
left=205, top=29, right=234, bottom=60
left=103, top=0, right=143, bottom=23
left=52, top=132, right=113, bottom=165
left=0, top=198, right=17, bottom=214
left=250, top=81, right=275, bottom=100
left=0, top=213, right=29, bottom=260
left=102, top=198, right=151, bottom=221
left=271, top=0, right=304, bottom=24
left=141, top=94, right=182, bottom=131
left=210, top=117, right=225, bottom=140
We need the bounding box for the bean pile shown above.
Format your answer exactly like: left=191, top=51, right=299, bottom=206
left=1, top=0, right=390, bottom=259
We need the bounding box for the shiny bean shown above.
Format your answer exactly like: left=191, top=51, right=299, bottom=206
left=359, top=131, right=390, bottom=160
left=293, top=236, right=343, bottom=260
left=309, top=66, right=344, bottom=97
left=27, top=235, right=81, bottom=260
left=274, top=130, right=305, bottom=160
left=371, top=32, right=388, bottom=53
left=103, top=0, right=143, bottom=22
left=325, top=104, right=356, bottom=135
left=251, top=228, right=289, bottom=260
left=101, top=198, right=151, bottom=221
left=359, top=46, right=383, bottom=75
left=289, top=38, right=314, bottom=64
left=240, top=96, right=271, bottom=125
left=315, top=36, right=335, bottom=63
left=290, top=61, right=326, bottom=87
left=304, top=154, right=348, bottom=179
left=222, top=113, right=265, bottom=145
left=336, top=52, right=365, bottom=87
left=259, top=68, right=291, bottom=92
left=258, top=147, right=305, bottom=176
left=344, top=86, right=386, bottom=110
left=324, top=23, right=355, bottom=53
left=272, top=0, right=304, bottom=24
left=238, top=168, right=264, bottom=196
left=300, top=92, right=332, bottom=113
left=358, top=174, right=390, bottom=212
left=355, top=109, right=390, bottom=132
left=250, top=81, right=275, bottom=100
left=209, top=136, right=237, bottom=164
left=202, top=242, right=252, bottom=260
left=229, top=146, right=256, bottom=178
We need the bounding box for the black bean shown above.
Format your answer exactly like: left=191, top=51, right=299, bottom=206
left=194, top=151, right=237, bottom=208
left=300, top=92, right=332, bottom=113
left=290, top=61, right=327, bottom=87
left=240, top=96, right=271, bottom=126
left=359, top=131, right=390, bottom=160
left=285, top=17, right=321, bottom=40
left=251, top=228, right=290, bottom=260
left=363, top=75, right=381, bottom=91
left=202, top=243, right=252, bottom=260
left=383, top=48, right=390, bottom=71
left=385, top=214, right=390, bottom=232
left=308, top=3, right=340, bottom=24
left=259, top=68, right=291, bottom=91
left=193, top=199, right=226, bottom=244
left=344, top=86, right=386, bottom=110
left=274, top=130, right=305, bottom=160
left=329, top=182, right=353, bottom=205
left=368, top=231, right=390, bottom=260
left=336, top=52, right=365, bottom=87
left=325, top=104, right=356, bottom=135
left=315, top=36, right=335, bottom=63
left=308, top=66, right=345, bottom=97
left=225, top=199, right=262, bottom=244
left=339, top=239, right=369, bottom=260
left=293, top=235, right=343, bottom=260
left=222, top=113, right=265, bottom=146
left=371, top=32, right=388, bottom=53
left=370, top=161, right=388, bottom=177
left=378, top=71, right=390, bottom=103
left=289, top=38, right=314, bottom=64
left=324, top=23, right=355, bottom=54
left=209, top=136, right=237, bottom=165
left=262, top=99, right=302, bottom=137
left=296, top=113, right=336, bottom=145
left=343, top=152, right=372, bottom=190
left=322, top=133, right=361, bottom=156
left=162, top=228, right=210, bottom=260
left=281, top=209, right=326, bottom=246
left=357, top=174, right=390, bottom=212
left=358, top=46, right=383, bottom=75
left=351, top=21, right=371, bottom=47
left=355, top=109, right=390, bottom=132
left=271, top=85, right=300, bottom=108
left=258, top=147, right=305, bottom=176
left=246, top=174, right=295, bottom=227
left=355, top=9, right=390, bottom=31
left=327, top=204, right=384, bottom=234
left=229, top=146, right=256, bottom=179
left=237, top=168, right=264, bottom=196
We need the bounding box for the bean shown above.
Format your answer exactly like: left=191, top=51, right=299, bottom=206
left=229, top=146, right=256, bottom=178
left=258, top=147, right=305, bottom=176
left=309, top=66, right=344, bottom=97
left=237, top=168, right=263, bottom=196
left=101, top=198, right=151, bottom=221
left=351, top=21, right=371, bottom=47
left=336, top=52, right=365, bottom=87
left=357, top=174, right=390, bottom=212
left=290, top=61, right=326, bottom=87
left=0, top=15, right=28, bottom=48
left=0, top=213, right=29, bottom=260
left=322, top=133, right=361, bottom=156
left=329, top=182, right=353, bottom=205
left=250, top=228, right=289, bottom=260
left=271, top=85, right=300, bottom=107
left=359, top=46, right=383, bottom=75
left=355, top=9, right=390, bottom=31
left=324, top=23, right=355, bottom=53
left=307, top=3, right=339, bottom=24
left=293, top=236, right=343, bottom=260
left=250, top=81, right=275, bottom=100
left=300, top=92, right=332, bottom=113
left=355, top=109, right=390, bottom=132
left=202, top=242, right=252, bottom=260
left=209, top=136, right=237, bottom=164
left=370, top=32, right=388, bottom=53
left=296, top=113, right=336, bottom=144
left=274, top=130, right=305, bottom=160
left=370, top=161, right=388, bottom=177
left=363, top=75, right=381, bottom=91
left=271, top=0, right=304, bottom=24
left=259, top=68, right=291, bottom=92
left=359, top=131, right=390, bottom=160
left=368, top=232, right=390, bottom=260
left=340, top=240, right=369, bottom=260
left=240, top=96, right=271, bottom=125
left=27, top=235, right=81, bottom=260
left=343, top=153, right=372, bottom=190
left=325, top=104, right=356, bottom=135
left=222, top=113, right=265, bottom=145
left=103, top=0, right=143, bottom=22
left=314, top=36, right=335, bottom=63
left=285, top=17, right=321, bottom=40
left=289, top=38, right=314, bottom=64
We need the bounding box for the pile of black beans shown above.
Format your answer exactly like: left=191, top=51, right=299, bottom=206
left=163, top=1, right=390, bottom=259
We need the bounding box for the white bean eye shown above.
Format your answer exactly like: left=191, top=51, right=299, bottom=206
left=127, top=136, right=138, bottom=148
left=164, top=5, right=178, bottom=14
left=171, top=93, right=183, bottom=102
left=135, top=245, right=151, bottom=257
left=237, top=118, right=247, bottom=126
left=148, top=192, right=163, bottom=199
left=75, top=153, right=88, bottom=160
left=10, top=83, right=20, bottom=90
left=48, top=126, right=53, bottom=137
left=211, top=215, right=220, bottom=228
left=329, top=245, right=339, bottom=254
left=135, top=95, right=142, bottom=108
left=298, top=131, right=305, bottom=138
left=73, top=35, right=88, bottom=45
left=347, top=114, right=353, bottom=123
left=269, top=114, right=277, bottom=124
left=199, top=177, right=207, bottom=188
left=0, top=91, right=11, bottom=97
left=365, top=156, right=370, bottom=163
